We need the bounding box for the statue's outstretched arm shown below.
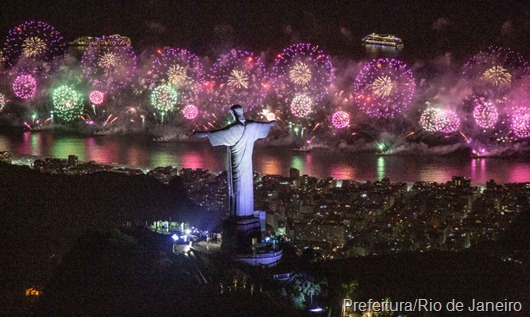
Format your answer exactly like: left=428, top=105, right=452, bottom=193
left=249, top=120, right=278, bottom=139
left=192, top=123, right=239, bottom=146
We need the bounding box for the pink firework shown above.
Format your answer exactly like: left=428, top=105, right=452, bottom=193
left=13, top=74, right=37, bottom=99
left=473, top=98, right=498, bottom=129
left=511, top=107, right=530, bottom=138
left=290, top=94, right=313, bottom=118
left=435, top=109, right=460, bottom=133
left=89, top=90, right=104, bottom=105
left=419, top=108, right=440, bottom=132
left=182, top=104, right=198, bottom=120
left=332, top=111, right=350, bottom=129
left=420, top=108, right=459, bottom=133
left=353, top=58, right=415, bottom=118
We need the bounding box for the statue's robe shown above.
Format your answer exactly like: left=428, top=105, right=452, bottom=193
left=205, top=121, right=272, bottom=217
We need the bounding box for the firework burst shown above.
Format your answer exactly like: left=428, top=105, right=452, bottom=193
left=472, top=98, right=499, bottom=129
left=481, top=66, right=512, bottom=87
left=436, top=110, right=460, bottom=133
left=151, top=84, right=178, bottom=116
left=227, top=69, right=249, bottom=89
left=272, top=43, right=333, bottom=106
left=182, top=104, right=199, bottom=120
left=511, top=106, right=530, bottom=138
left=52, top=85, right=83, bottom=123
left=353, top=58, right=415, bottom=118
left=290, top=94, right=313, bottom=118
left=22, top=37, right=47, bottom=58
left=209, top=49, right=268, bottom=112
left=89, top=90, right=104, bottom=105
left=13, top=74, right=37, bottom=99
left=371, top=75, right=395, bottom=97
left=167, top=64, right=188, bottom=86
left=463, top=46, right=529, bottom=94
left=97, top=52, right=121, bottom=70
left=420, top=108, right=460, bottom=134
left=3, top=20, right=66, bottom=71
left=148, top=48, right=205, bottom=107
left=81, top=35, right=136, bottom=92
left=332, top=111, right=350, bottom=129
left=419, top=108, right=440, bottom=132
left=289, top=61, right=312, bottom=86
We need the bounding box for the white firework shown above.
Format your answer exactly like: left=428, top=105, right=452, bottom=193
left=22, top=37, right=47, bottom=58
left=481, top=66, right=512, bottom=87
left=97, top=52, right=121, bottom=71
left=371, top=76, right=395, bottom=97
left=289, top=61, right=312, bottom=85
left=167, top=64, right=189, bottom=86
left=227, top=69, right=249, bottom=89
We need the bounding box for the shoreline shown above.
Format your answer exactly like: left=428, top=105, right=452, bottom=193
left=0, top=150, right=521, bottom=187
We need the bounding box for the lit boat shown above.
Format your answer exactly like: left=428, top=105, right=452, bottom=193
left=292, top=139, right=313, bottom=152
left=93, top=129, right=108, bottom=136
left=152, top=137, right=171, bottom=143
left=292, top=145, right=312, bottom=152
left=362, top=33, right=404, bottom=48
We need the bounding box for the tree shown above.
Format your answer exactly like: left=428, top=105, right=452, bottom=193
left=286, top=273, right=327, bottom=309
left=341, top=280, right=359, bottom=299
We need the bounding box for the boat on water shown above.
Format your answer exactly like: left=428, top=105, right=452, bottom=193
left=93, top=130, right=108, bottom=136
left=292, top=140, right=313, bottom=152
left=152, top=137, right=171, bottom=143
left=362, top=33, right=404, bottom=48
left=292, top=145, right=312, bottom=152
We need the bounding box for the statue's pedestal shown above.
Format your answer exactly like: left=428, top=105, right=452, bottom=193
left=221, top=215, right=283, bottom=267
left=221, top=216, right=261, bottom=253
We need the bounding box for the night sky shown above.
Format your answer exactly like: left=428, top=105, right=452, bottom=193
left=1, top=0, right=529, bottom=58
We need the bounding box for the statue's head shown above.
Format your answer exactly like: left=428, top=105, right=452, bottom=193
left=230, top=105, right=246, bottom=123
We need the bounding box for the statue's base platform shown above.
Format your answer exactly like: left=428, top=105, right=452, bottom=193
left=221, top=215, right=283, bottom=267
left=233, top=250, right=283, bottom=267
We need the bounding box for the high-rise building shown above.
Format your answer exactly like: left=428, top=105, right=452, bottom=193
left=68, top=155, right=78, bottom=167
left=289, top=167, right=300, bottom=179
left=452, top=176, right=470, bottom=187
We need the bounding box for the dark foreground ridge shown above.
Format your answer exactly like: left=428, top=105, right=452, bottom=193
left=2, top=161, right=530, bottom=316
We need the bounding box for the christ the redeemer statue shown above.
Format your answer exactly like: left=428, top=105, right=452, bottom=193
left=193, top=105, right=277, bottom=218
